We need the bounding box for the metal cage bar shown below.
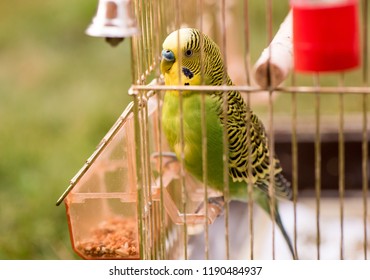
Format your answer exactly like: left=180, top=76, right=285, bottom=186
left=361, top=0, right=369, bottom=261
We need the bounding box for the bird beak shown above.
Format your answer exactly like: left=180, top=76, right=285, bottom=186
left=161, top=49, right=175, bottom=74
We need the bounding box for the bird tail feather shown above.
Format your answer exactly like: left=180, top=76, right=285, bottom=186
left=257, top=192, right=297, bottom=260
left=274, top=208, right=297, bottom=260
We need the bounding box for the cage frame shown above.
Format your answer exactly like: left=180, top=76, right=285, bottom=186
left=58, top=0, right=369, bottom=260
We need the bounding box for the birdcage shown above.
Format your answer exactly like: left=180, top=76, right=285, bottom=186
left=57, top=0, right=369, bottom=260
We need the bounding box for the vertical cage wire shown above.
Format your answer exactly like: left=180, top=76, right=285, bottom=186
left=362, top=91, right=368, bottom=260
left=142, top=90, right=155, bottom=258
left=313, top=74, right=321, bottom=260
left=132, top=92, right=145, bottom=259
left=266, top=0, right=277, bottom=260
left=291, top=73, right=299, bottom=259
left=155, top=89, right=166, bottom=259
left=200, top=72, right=210, bottom=260
left=192, top=0, right=212, bottom=260
left=131, top=0, right=169, bottom=85
left=197, top=0, right=210, bottom=260
left=220, top=0, right=231, bottom=261
left=338, top=74, right=345, bottom=260
left=174, top=0, right=189, bottom=260
left=152, top=0, right=166, bottom=259
left=242, top=0, right=256, bottom=260
left=362, top=0, right=369, bottom=261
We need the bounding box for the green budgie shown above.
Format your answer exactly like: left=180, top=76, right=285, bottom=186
left=160, top=28, right=296, bottom=259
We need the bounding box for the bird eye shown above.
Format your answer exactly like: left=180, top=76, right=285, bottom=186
left=185, top=49, right=193, bottom=57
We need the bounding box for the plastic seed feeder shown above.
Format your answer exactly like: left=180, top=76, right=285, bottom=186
left=57, top=92, right=223, bottom=260
left=62, top=102, right=140, bottom=259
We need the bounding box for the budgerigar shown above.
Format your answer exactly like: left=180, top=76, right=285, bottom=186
left=160, top=28, right=296, bottom=259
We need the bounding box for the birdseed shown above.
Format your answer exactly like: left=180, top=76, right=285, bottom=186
left=76, top=216, right=139, bottom=259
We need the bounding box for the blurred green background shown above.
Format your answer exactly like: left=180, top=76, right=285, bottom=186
left=0, top=1, right=132, bottom=259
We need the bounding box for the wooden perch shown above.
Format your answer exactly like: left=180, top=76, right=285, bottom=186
left=253, top=10, right=293, bottom=88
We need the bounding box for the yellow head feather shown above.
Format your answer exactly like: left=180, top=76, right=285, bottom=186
left=161, top=28, right=201, bottom=88
left=160, top=28, right=227, bottom=89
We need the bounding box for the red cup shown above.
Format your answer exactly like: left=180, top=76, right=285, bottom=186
left=291, top=0, right=360, bottom=72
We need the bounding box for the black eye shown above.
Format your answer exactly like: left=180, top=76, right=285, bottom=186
left=185, top=49, right=193, bottom=57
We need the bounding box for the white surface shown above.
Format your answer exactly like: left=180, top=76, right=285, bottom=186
left=189, top=196, right=370, bottom=260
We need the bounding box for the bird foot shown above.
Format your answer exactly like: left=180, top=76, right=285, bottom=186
left=195, top=196, right=225, bottom=217
left=151, top=152, right=179, bottom=170
left=151, top=151, right=178, bottom=161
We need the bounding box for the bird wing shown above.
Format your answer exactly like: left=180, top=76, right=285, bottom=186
left=217, top=89, right=292, bottom=200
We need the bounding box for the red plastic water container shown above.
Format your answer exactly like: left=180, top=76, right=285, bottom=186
left=291, top=0, right=360, bottom=72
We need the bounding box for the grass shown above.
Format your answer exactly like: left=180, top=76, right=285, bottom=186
left=0, top=1, right=132, bottom=259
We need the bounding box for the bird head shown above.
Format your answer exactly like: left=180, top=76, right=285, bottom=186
left=160, top=28, right=227, bottom=88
